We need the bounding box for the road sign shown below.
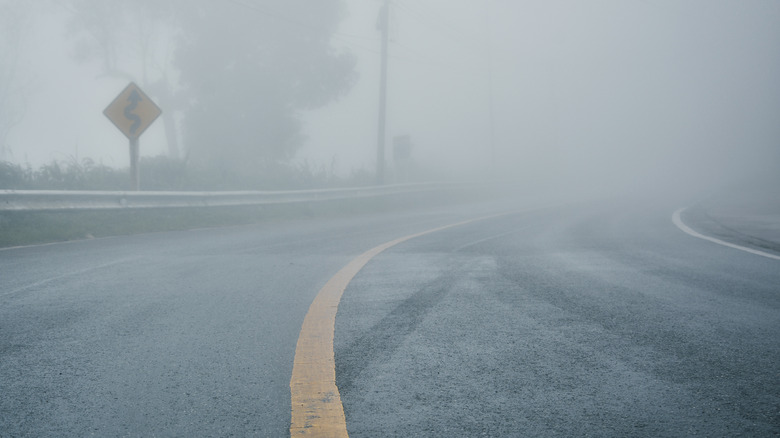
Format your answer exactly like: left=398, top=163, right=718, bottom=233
left=103, top=82, right=161, bottom=140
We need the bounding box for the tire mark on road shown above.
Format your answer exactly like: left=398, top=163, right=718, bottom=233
left=289, top=214, right=505, bottom=437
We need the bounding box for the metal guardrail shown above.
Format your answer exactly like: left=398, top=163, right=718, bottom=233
left=0, top=183, right=458, bottom=211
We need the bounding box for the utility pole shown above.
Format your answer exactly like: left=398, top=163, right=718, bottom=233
left=486, top=2, right=496, bottom=176
left=376, top=0, right=390, bottom=185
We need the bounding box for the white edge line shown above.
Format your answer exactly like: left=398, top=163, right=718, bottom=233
left=672, top=208, right=780, bottom=261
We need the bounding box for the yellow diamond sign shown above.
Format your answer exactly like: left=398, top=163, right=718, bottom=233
left=104, top=82, right=162, bottom=140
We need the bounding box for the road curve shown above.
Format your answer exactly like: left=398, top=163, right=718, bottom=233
left=0, top=198, right=510, bottom=436
left=335, top=199, right=780, bottom=436
left=1, top=195, right=778, bottom=436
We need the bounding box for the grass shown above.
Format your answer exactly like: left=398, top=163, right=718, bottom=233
left=0, top=190, right=485, bottom=248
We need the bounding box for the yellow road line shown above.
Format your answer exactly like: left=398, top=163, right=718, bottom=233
left=289, top=215, right=501, bottom=437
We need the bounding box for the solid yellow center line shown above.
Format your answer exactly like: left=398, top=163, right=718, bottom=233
left=289, top=215, right=502, bottom=437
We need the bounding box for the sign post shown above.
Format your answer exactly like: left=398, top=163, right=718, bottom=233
left=104, top=82, right=162, bottom=190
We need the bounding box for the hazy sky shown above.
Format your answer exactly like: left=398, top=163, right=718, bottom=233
left=3, top=0, right=779, bottom=190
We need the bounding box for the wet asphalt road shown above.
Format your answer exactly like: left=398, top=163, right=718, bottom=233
left=336, top=199, right=780, bottom=437
left=0, top=200, right=505, bottom=437
left=2, top=195, right=779, bottom=436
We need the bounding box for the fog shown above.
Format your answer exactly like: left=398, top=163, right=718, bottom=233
left=1, top=0, right=778, bottom=197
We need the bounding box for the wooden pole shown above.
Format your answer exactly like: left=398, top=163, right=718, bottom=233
left=376, top=0, right=390, bottom=185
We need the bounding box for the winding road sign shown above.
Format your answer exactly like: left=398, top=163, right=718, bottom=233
left=104, top=82, right=161, bottom=140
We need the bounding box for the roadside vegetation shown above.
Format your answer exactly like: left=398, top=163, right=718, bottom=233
left=0, top=201, right=378, bottom=249
left=0, top=157, right=476, bottom=248
left=0, top=156, right=376, bottom=191
left=0, top=157, right=389, bottom=248
left=0, top=1, right=445, bottom=248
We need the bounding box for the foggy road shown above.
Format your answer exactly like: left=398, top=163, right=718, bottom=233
left=3, top=1, right=779, bottom=435
left=1, top=196, right=779, bottom=436
left=336, top=200, right=780, bottom=436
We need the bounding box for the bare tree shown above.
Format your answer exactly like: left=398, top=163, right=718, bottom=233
left=64, top=0, right=183, bottom=159
left=0, top=0, right=34, bottom=161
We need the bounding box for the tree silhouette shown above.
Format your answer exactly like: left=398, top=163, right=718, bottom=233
left=0, top=0, right=35, bottom=160
left=175, top=0, right=356, bottom=180
left=65, top=0, right=184, bottom=158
